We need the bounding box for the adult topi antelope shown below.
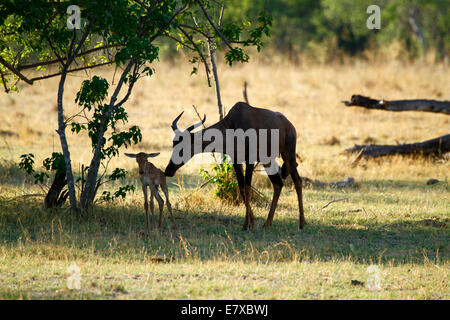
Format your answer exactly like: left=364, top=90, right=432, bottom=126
left=125, top=152, right=177, bottom=234
left=164, top=102, right=306, bottom=230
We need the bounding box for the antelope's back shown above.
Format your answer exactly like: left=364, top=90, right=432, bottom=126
left=224, top=102, right=296, bottom=155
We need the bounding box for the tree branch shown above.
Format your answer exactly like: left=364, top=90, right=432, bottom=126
left=149, top=3, right=188, bottom=42
left=46, top=35, right=65, bottom=65
left=68, top=15, right=98, bottom=63
left=17, top=45, right=119, bottom=71
left=178, top=24, right=210, bottom=38
left=178, top=26, right=212, bottom=86
left=165, top=33, right=196, bottom=51
left=195, top=0, right=233, bottom=50
left=115, top=62, right=140, bottom=108
left=28, top=61, right=113, bottom=82
left=0, top=68, right=9, bottom=93
left=0, top=56, right=33, bottom=85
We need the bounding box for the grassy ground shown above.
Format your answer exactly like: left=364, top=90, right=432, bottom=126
left=0, top=58, right=449, bottom=299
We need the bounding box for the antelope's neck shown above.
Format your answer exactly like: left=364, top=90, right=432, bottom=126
left=144, top=161, right=156, bottom=174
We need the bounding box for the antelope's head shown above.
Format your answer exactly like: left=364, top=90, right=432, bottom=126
left=164, top=111, right=206, bottom=177
left=125, top=152, right=160, bottom=176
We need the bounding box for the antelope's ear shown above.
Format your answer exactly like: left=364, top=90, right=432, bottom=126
left=146, top=152, right=160, bottom=158
left=124, top=153, right=137, bottom=158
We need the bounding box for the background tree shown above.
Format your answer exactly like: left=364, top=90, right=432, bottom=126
left=209, top=0, right=449, bottom=60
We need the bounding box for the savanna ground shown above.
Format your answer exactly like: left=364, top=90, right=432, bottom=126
left=0, top=55, right=449, bottom=299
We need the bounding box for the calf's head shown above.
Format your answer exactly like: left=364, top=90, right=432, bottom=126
left=125, top=152, right=160, bottom=176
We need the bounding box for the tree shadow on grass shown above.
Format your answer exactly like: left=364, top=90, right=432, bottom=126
left=0, top=192, right=447, bottom=267
left=304, top=178, right=449, bottom=209
left=1, top=170, right=448, bottom=266
left=173, top=208, right=448, bottom=265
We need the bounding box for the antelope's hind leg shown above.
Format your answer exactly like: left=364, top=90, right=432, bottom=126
left=161, top=181, right=177, bottom=230
left=290, top=167, right=306, bottom=230
left=262, top=164, right=283, bottom=229
left=285, top=132, right=306, bottom=230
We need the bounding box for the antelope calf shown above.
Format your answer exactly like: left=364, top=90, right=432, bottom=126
left=125, top=152, right=177, bottom=234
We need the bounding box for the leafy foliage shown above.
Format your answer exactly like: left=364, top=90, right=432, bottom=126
left=18, top=153, right=65, bottom=185
left=71, top=75, right=140, bottom=201
left=222, top=0, right=449, bottom=59
left=75, top=76, right=109, bottom=110
left=18, top=154, right=35, bottom=175
left=100, top=168, right=135, bottom=203
left=200, top=157, right=240, bottom=203
left=42, top=152, right=66, bottom=175
left=100, top=185, right=135, bottom=203
left=72, top=75, right=142, bottom=160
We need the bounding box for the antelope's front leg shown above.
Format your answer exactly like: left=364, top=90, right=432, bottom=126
left=233, top=164, right=250, bottom=230
left=150, top=184, right=164, bottom=229
left=150, top=191, right=155, bottom=229
left=142, top=185, right=151, bottom=235
left=244, top=163, right=255, bottom=229
left=161, top=182, right=177, bottom=231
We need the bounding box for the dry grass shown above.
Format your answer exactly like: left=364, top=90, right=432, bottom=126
left=0, top=57, right=449, bottom=299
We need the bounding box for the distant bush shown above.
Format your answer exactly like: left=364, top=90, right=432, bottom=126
left=223, top=0, right=449, bottom=61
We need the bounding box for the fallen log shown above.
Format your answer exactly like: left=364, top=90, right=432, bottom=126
left=346, top=134, right=450, bottom=158
left=342, top=95, right=450, bottom=115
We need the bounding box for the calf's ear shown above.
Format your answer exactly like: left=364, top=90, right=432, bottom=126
left=146, top=152, right=160, bottom=158
left=124, top=153, right=137, bottom=158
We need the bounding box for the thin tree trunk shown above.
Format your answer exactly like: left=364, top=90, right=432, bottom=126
left=208, top=41, right=223, bottom=120
left=52, top=20, right=95, bottom=212
left=80, top=59, right=136, bottom=209
left=208, top=5, right=224, bottom=121
left=408, top=5, right=426, bottom=54
left=56, top=70, right=78, bottom=212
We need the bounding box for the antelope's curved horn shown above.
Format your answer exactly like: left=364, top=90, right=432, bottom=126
left=171, top=111, right=184, bottom=131
left=186, top=114, right=206, bottom=132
